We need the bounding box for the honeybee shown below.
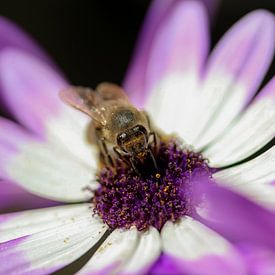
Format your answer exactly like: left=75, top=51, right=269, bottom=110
left=60, top=82, right=158, bottom=173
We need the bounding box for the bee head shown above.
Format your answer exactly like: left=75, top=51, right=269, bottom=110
left=117, top=125, right=148, bottom=155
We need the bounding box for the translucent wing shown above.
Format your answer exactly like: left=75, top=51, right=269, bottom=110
left=60, top=83, right=130, bottom=126
left=59, top=86, right=107, bottom=125
left=96, top=82, right=129, bottom=102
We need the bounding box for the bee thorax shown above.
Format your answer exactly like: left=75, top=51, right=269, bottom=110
left=110, top=109, right=135, bottom=130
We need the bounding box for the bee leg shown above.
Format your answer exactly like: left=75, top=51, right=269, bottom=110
left=102, top=140, right=115, bottom=167
left=148, top=132, right=158, bottom=153
left=113, top=146, right=135, bottom=170
left=98, top=138, right=114, bottom=167
left=144, top=112, right=158, bottom=146
left=113, top=146, right=128, bottom=165
left=129, top=157, right=141, bottom=176
left=148, top=148, right=159, bottom=171
left=95, top=128, right=114, bottom=167
left=113, top=146, right=124, bottom=159
left=146, top=131, right=159, bottom=171
left=114, top=146, right=140, bottom=175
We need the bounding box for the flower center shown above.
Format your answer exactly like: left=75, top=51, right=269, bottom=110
left=93, top=138, right=212, bottom=231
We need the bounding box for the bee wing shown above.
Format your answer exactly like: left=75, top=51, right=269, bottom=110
left=96, top=82, right=129, bottom=102
left=59, top=86, right=107, bottom=125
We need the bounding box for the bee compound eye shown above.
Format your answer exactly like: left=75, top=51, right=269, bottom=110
left=117, top=132, right=127, bottom=145
left=120, top=132, right=127, bottom=139
left=134, top=125, right=147, bottom=134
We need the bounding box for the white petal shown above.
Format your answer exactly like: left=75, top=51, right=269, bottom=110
left=146, top=73, right=202, bottom=145
left=0, top=203, right=92, bottom=242
left=121, top=227, right=161, bottom=274
left=162, top=217, right=232, bottom=259
left=46, top=107, right=97, bottom=168
left=144, top=0, right=209, bottom=144
left=192, top=11, right=275, bottom=148
left=204, top=78, right=275, bottom=167
left=0, top=204, right=107, bottom=274
left=7, top=139, right=97, bottom=202
left=214, top=146, right=275, bottom=209
left=206, top=105, right=274, bottom=165
left=161, top=216, right=245, bottom=273
left=0, top=117, right=98, bottom=203
left=79, top=227, right=161, bottom=274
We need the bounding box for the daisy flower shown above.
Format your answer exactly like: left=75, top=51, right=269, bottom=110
left=1, top=0, right=275, bottom=274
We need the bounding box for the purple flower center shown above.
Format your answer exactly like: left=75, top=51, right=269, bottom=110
left=93, top=138, right=212, bottom=231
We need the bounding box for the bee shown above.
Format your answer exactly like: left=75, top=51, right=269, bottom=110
left=60, top=82, right=158, bottom=173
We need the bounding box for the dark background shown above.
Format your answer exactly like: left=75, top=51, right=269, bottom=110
left=0, top=0, right=274, bottom=89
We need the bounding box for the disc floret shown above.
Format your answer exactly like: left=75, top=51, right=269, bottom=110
left=93, top=138, right=212, bottom=231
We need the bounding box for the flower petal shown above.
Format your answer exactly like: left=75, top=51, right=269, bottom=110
left=193, top=10, right=275, bottom=148
left=145, top=1, right=208, bottom=92
left=124, top=0, right=216, bottom=108
left=0, top=203, right=94, bottom=241
left=193, top=179, right=275, bottom=250
left=160, top=217, right=246, bottom=274
left=0, top=180, right=59, bottom=213
left=145, top=0, right=209, bottom=143
left=0, top=118, right=97, bottom=202
left=120, top=227, right=161, bottom=274
left=79, top=226, right=161, bottom=274
left=0, top=49, right=94, bottom=167
left=0, top=204, right=107, bottom=274
left=0, top=17, right=61, bottom=72
left=123, top=0, right=176, bottom=107
left=0, top=48, right=67, bottom=134
left=238, top=243, right=275, bottom=274
left=214, top=146, right=275, bottom=209
left=204, top=77, right=275, bottom=167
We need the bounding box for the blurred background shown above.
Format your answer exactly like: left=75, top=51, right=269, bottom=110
left=0, top=0, right=274, bottom=91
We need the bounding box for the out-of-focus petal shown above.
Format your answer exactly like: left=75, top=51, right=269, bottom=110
left=0, top=17, right=62, bottom=73
left=150, top=253, right=245, bottom=275
left=0, top=49, right=96, bottom=166
left=78, top=226, right=161, bottom=274
left=193, top=179, right=275, bottom=250
left=145, top=1, right=208, bottom=92
left=238, top=243, right=275, bottom=274
left=0, top=180, right=59, bottom=213
left=145, top=1, right=209, bottom=144
left=0, top=17, right=67, bottom=111
left=205, top=77, right=275, bottom=167
left=158, top=217, right=246, bottom=274
left=0, top=48, right=66, bottom=134
left=0, top=118, right=97, bottom=202
left=213, top=146, right=275, bottom=209
left=123, top=0, right=176, bottom=107
left=0, top=203, right=107, bottom=274
left=193, top=10, right=275, bottom=148
left=124, top=0, right=217, bottom=108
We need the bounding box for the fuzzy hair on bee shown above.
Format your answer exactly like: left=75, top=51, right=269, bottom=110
left=60, top=82, right=159, bottom=174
